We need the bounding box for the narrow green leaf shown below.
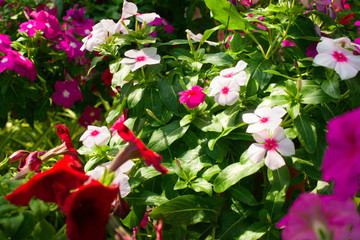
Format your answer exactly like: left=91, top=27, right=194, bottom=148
left=294, top=114, right=317, bottom=153
left=230, top=185, right=258, bottom=206
left=238, top=222, right=268, bottom=240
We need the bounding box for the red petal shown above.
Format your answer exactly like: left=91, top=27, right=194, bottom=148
left=63, top=179, right=119, bottom=240
left=5, top=155, right=88, bottom=207
left=55, top=124, right=78, bottom=154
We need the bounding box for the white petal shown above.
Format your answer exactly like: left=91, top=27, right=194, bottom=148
left=124, top=49, right=141, bottom=58
left=242, top=113, right=260, bottom=124
left=265, top=150, right=285, bottom=170
left=215, top=94, right=227, bottom=106
left=347, top=54, right=360, bottom=71
left=234, top=60, right=247, bottom=72
left=335, top=62, right=358, bottom=80
left=79, top=130, right=91, bottom=141
left=120, top=58, right=136, bottom=64
left=270, top=106, right=287, bottom=119
left=247, top=143, right=266, bottom=163
left=234, top=71, right=248, bottom=86
left=130, top=61, right=147, bottom=71
left=227, top=78, right=240, bottom=92
left=141, top=47, right=157, bottom=57
left=122, top=0, right=138, bottom=19
left=87, top=165, right=105, bottom=179
left=119, top=160, right=135, bottom=173
left=137, top=13, right=160, bottom=23
left=246, top=122, right=267, bottom=133
left=118, top=174, right=131, bottom=198
left=253, top=129, right=270, bottom=143
left=204, top=40, right=219, bottom=46
left=224, top=91, right=239, bottom=105
left=144, top=55, right=161, bottom=65
left=100, top=19, right=116, bottom=31
left=254, top=107, right=272, bottom=118
left=262, top=118, right=282, bottom=131
left=220, top=68, right=234, bottom=77
left=83, top=137, right=95, bottom=148
left=313, top=53, right=337, bottom=69
left=272, top=126, right=286, bottom=141
left=277, top=138, right=295, bottom=156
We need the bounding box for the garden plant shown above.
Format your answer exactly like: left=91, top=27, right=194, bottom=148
left=1, top=0, right=360, bottom=239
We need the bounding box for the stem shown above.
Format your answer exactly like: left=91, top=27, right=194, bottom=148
left=52, top=224, right=66, bottom=240
left=248, top=31, right=266, bottom=58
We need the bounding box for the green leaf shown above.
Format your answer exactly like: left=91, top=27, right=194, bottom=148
left=84, top=156, right=101, bottom=172
left=148, top=121, right=189, bottom=152
left=190, top=178, right=213, bottom=196
left=148, top=195, right=224, bottom=225
left=214, top=161, right=264, bottom=193
left=294, top=114, right=317, bottom=153
left=202, top=165, right=221, bottom=181
left=201, top=25, right=223, bottom=46
left=229, top=32, right=243, bottom=52
left=126, top=190, right=168, bottom=206
left=300, top=88, right=332, bottom=104
left=264, top=186, right=287, bottom=218
left=11, top=211, right=35, bottom=240
left=112, top=64, right=131, bottom=87
left=29, top=198, right=49, bottom=220
left=127, top=85, right=145, bottom=108
left=230, top=185, right=258, bottom=206
left=0, top=213, right=24, bottom=237
left=202, top=53, right=234, bottom=66
left=158, top=78, right=181, bottom=114
left=247, top=53, right=274, bottom=90
left=121, top=204, right=146, bottom=229
left=268, top=166, right=290, bottom=191
left=321, top=76, right=341, bottom=99
left=33, top=219, right=56, bottom=240
left=204, top=0, right=246, bottom=30
left=238, top=222, right=268, bottom=240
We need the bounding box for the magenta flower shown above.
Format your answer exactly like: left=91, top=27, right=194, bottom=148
left=60, top=31, right=85, bottom=60
left=52, top=81, right=83, bottom=108
left=0, top=50, right=37, bottom=81
left=31, top=10, right=60, bottom=39
left=178, top=85, right=206, bottom=108
left=322, top=106, right=360, bottom=198
left=19, top=20, right=45, bottom=37
left=0, top=34, right=12, bottom=53
left=277, top=193, right=360, bottom=240
left=78, top=105, right=102, bottom=128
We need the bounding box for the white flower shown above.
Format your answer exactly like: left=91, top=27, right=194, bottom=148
left=87, top=161, right=135, bottom=198
left=209, top=77, right=240, bottom=106
left=79, top=126, right=111, bottom=148
left=120, top=47, right=161, bottom=72
left=80, top=19, right=116, bottom=51
left=247, top=126, right=295, bottom=170
left=242, top=106, right=287, bottom=133
left=185, top=29, right=218, bottom=46
left=121, top=0, right=138, bottom=19
left=313, top=37, right=360, bottom=80
left=137, top=13, right=161, bottom=23
left=219, top=60, right=249, bottom=86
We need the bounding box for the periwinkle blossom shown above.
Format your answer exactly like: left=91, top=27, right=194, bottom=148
left=120, top=48, right=161, bottom=72
left=322, top=106, right=360, bottom=198
left=80, top=19, right=116, bottom=52
left=217, top=60, right=249, bottom=86
left=277, top=193, right=360, bottom=240
left=79, top=126, right=111, bottom=149
left=186, top=29, right=218, bottom=46
left=59, top=31, right=85, bottom=60
left=30, top=10, right=61, bottom=39
left=209, top=77, right=240, bottom=106
left=51, top=81, right=82, bottom=108
left=78, top=105, right=102, bottom=128
left=242, top=106, right=287, bottom=133
left=19, top=20, right=45, bottom=37
left=0, top=34, right=11, bottom=53
left=86, top=160, right=135, bottom=198
left=178, top=85, right=206, bottom=108
left=313, top=37, right=360, bottom=80
left=0, top=50, right=37, bottom=82
left=247, top=126, right=295, bottom=170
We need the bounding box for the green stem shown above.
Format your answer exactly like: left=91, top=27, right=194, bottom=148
left=248, top=31, right=266, bottom=58
left=52, top=224, right=66, bottom=240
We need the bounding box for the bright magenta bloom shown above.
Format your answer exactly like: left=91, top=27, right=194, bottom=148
left=62, top=179, right=119, bottom=240
left=0, top=50, right=37, bottom=81
left=0, top=34, right=12, bottom=53
left=277, top=193, right=360, bottom=240
left=322, top=106, right=360, bottom=198
left=52, top=81, right=82, bottom=108
left=78, top=105, right=102, bottom=127
left=178, top=85, right=206, bottom=108
left=31, top=10, right=61, bottom=39
left=19, top=20, right=45, bottom=37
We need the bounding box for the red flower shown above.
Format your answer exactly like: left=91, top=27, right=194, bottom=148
left=5, top=155, right=88, bottom=206
left=101, top=68, right=113, bottom=86
left=62, top=179, right=119, bottom=240
left=340, top=13, right=354, bottom=25
left=55, top=124, right=78, bottom=154
left=109, top=121, right=168, bottom=174
left=10, top=150, right=47, bottom=180
left=78, top=105, right=102, bottom=128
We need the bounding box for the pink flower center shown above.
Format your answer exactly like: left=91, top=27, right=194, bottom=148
left=221, top=86, right=230, bottom=95
left=259, top=117, right=269, bottom=123
left=224, top=73, right=234, bottom=78
left=332, top=51, right=348, bottom=62
left=136, top=56, right=146, bottom=62
left=91, top=130, right=100, bottom=136
left=188, top=90, right=196, bottom=96
left=264, top=138, right=278, bottom=151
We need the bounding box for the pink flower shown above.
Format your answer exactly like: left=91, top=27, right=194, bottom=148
left=52, top=81, right=83, bottom=108
left=0, top=50, right=37, bottom=81
left=120, top=48, right=161, bottom=72
left=31, top=10, right=61, bottom=39
left=0, top=34, right=12, bottom=53
left=178, top=85, right=206, bottom=108
left=322, top=106, right=360, bottom=198
left=60, top=31, right=85, bottom=60
left=78, top=105, right=102, bottom=128
left=10, top=150, right=47, bottom=180
left=247, top=126, right=295, bottom=170
left=19, top=20, right=45, bottom=37
left=242, top=106, right=287, bottom=133
left=79, top=126, right=111, bottom=148
left=313, top=37, right=360, bottom=80
left=277, top=193, right=360, bottom=240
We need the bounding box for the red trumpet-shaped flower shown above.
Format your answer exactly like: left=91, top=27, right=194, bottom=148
left=62, top=179, right=119, bottom=240
left=109, top=121, right=168, bottom=174
left=10, top=150, right=46, bottom=180
left=5, top=155, right=88, bottom=207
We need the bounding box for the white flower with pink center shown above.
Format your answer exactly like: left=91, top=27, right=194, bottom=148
left=120, top=47, right=161, bottom=72
left=209, top=77, right=240, bottom=106
left=313, top=37, right=360, bottom=80
left=242, top=106, right=287, bottom=133
left=219, top=60, right=249, bottom=86
left=247, top=126, right=295, bottom=170
left=185, top=29, right=218, bottom=46
left=79, top=126, right=111, bottom=148
left=86, top=160, right=135, bottom=198
left=80, top=19, right=116, bottom=52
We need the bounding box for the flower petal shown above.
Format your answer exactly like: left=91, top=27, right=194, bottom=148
left=247, top=143, right=266, bottom=163
left=277, top=138, right=295, bottom=156
left=265, top=150, right=285, bottom=170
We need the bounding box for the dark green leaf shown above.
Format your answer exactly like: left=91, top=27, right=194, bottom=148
left=294, top=114, right=317, bottom=153
left=230, top=185, right=258, bottom=206
left=238, top=222, right=268, bottom=240
left=202, top=53, right=234, bottom=66
left=33, top=219, right=56, bottom=240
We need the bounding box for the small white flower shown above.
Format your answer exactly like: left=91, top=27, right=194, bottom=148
left=87, top=161, right=135, bottom=198
left=247, top=126, right=295, bottom=170
left=121, top=0, right=138, bottom=19
left=219, top=60, right=249, bottom=86
left=80, top=19, right=116, bottom=51
left=313, top=37, right=360, bottom=80
left=79, top=126, right=111, bottom=148
left=209, top=77, right=240, bottom=106
left=242, top=106, right=287, bottom=133
left=120, top=47, right=161, bottom=72
left=185, top=29, right=218, bottom=46
left=137, top=13, right=161, bottom=23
